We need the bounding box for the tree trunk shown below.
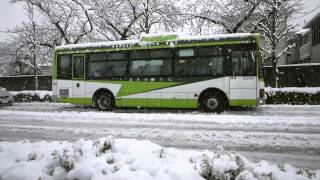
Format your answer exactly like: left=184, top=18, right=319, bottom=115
left=33, top=53, right=38, bottom=90
left=271, top=0, right=278, bottom=88
left=271, top=53, right=278, bottom=88
left=144, top=0, right=150, bottom=34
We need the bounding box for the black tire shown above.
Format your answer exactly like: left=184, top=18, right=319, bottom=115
left=95, top=93, right=114, bottom=111
left=200, top=92, right=226, bottom=113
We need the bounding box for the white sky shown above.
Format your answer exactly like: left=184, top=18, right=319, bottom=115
left=293, top=0, right=320, bottom=30
left=0, top=0, right=26, bottom=41
left=0, top=0, right=319, bottom=42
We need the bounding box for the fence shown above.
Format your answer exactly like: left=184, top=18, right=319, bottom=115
left=263, top=63, right=320, bottom=87
left=0, top=75, right=52, bottom=91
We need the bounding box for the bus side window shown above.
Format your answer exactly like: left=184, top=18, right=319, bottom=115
left=73, top=56, right=85, bottom=79
left=58, top=55, right=71, bottom=79
left=130, top=60, right=171, bottom=76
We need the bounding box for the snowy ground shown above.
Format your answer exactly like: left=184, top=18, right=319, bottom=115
left=1, top=136, right=319, bottom=180
left=0, top=103, right=320, bottom=169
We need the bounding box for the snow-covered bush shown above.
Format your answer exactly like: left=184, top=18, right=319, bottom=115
left=199, top=153, right=241, bottom=180
left=0, top=136, right=319, bottom=180
left=265, top=87, right=320, bottom=105
left=10, top=91, right=52, bottom=102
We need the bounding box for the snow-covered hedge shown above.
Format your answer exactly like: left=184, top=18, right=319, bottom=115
left=10, top=91, right=53, bottom=102
left=0, top=136, right=319, bottom=180
left=265, top=87, right=320, bottom=105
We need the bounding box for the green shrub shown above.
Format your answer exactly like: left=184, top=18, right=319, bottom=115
left=266, top=92, right=320, bottom=105
left=51, top=150, right=74, bottom=172
left=13, top=93, right=52, bottom=102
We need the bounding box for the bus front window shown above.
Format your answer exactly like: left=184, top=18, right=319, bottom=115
left=231, top=51, right=256, bottom=76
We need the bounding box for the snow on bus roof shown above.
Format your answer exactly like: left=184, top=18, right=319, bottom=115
left=55, top=33, right=257, bottom=51
left=177, top=33, right=257, bottom=41
left=56, top=39, right=139, bottom=51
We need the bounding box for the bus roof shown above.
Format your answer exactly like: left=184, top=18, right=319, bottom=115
left=55, top=33, right=259, bottom=52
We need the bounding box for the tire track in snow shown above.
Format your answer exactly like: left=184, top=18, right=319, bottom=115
left=1, top=103, right=320, bottom=169
left=0, top=123, right=319, bottom=154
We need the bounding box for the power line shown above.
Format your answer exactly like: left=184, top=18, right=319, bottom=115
left=294, top=3, right=320, bottom=19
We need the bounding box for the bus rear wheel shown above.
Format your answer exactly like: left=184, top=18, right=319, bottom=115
left=200, top=92, right=226, bottom=113
left=96, top=93, right=114, bottom=111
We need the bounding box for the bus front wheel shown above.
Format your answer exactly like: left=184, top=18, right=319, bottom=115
left=96, top=93, right=114, bottom=111
left=200, top=92, right=226, bottom=113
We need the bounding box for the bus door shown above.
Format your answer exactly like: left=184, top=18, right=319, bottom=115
left=72, top=54, right=86, bottom=105
left=228, top=48, right=257, bottom=106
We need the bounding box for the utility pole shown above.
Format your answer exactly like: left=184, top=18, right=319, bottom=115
left=28, top=1, right=38, bottom=90
left=32, top=20, right=38, bottom=90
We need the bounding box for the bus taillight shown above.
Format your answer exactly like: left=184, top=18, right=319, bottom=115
left=259, top=89, right=265, bottom=98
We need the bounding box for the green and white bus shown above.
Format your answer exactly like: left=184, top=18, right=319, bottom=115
left=52, top=33, right=265, bottom=112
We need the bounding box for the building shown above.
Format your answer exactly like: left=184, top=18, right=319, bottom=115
left=262, top=13, right=320, bottom=87
left=265, top=13, right=320, bottom=66
left=300, top=13, right=320, bottom=63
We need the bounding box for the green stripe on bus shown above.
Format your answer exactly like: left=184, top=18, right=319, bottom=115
left=141, top=34, right=178, bottom=42
left=86, top=80, right=180, bottom=97
left=60, top=97, right=92, bottom=106
left=59, top=97, right=197, bottom=109
left=117, top=98, right=197, bottom=109
left=229, top=99, right=256, bottom=106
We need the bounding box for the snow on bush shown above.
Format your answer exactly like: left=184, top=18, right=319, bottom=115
left=264, top=87, right=320, bottom=105
left=10, top=91, right=52, bottom=102
left=0, top=136, right=319, bottom=180
left=265, top=87, right=320, bottom=95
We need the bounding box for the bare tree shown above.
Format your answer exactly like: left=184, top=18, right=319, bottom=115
left=87, top=0, right=182, bottom=41
left=12, top=0, right=93, bottom=45
left=3, top=2, right=54, bottom=79
left=0, top=41, right=23, bottom=76
left=254, top=0, right=301, bottom=87
left=6, top=23, right=53, bottom=75
left=87, top=0, right=143, bottom=41
left=138, top=0, right=182, bottom=34
left=185, top=0, right=262, bottom=34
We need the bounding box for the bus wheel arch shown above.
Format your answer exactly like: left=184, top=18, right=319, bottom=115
left=92, top=88, right=115, bottom=111
left=198, top=88, right=228, bottom=113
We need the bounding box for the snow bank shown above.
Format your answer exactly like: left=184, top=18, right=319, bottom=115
left=0, top=137, right=318, bottom=180
left=265, top=87, right=320, bottom=95
left=10, top=90, right=52, bottom=99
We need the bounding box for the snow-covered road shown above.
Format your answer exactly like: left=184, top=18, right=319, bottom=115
left=0, top=103, right=320, bottom=169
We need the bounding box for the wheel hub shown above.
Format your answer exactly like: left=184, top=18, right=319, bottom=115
left=98, top=96, right=110, bottom=108
left=206, top=98, right=218, bottom=110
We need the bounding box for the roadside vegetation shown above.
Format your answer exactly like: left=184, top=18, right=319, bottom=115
left=0, top=136, right=318, bottom=180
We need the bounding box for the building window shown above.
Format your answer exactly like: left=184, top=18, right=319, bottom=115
left=313, top=22, right=320, bottom=46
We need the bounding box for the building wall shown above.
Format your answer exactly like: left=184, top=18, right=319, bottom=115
left=309, top=17, right=320, bottom=63
left=275, top=38, right=287, bottom=65
left=312, top=44, right=320, bottom=63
